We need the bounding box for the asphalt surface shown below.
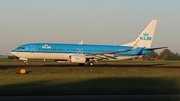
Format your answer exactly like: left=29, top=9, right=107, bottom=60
left=1, top=95, right=180, bottom=100
left=1, top=63, right=180, bottom=68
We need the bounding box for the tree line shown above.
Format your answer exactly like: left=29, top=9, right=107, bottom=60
left=144, top=49, right=180, bottom=60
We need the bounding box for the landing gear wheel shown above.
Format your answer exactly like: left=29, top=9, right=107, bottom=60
left=24, top=61, right=28, bottom=66
left=89, top=62, right=94, bottom=66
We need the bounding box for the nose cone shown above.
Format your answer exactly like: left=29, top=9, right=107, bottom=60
left=10, top=52, right=16, bottom=56
left=11, top=49, right=17, bottom=56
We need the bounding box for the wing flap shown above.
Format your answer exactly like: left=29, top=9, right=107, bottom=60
left=85, top=49, right=130, bottom=56
left=85, top=48, right=132, bottom=60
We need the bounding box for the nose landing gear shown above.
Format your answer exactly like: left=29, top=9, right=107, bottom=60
left=24, top=61, right=28, bottom=66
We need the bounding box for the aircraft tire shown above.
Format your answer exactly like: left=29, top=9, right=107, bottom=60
left=24, top=62, right=28, bottom=66
left=89, top=62, right=94, bottom=66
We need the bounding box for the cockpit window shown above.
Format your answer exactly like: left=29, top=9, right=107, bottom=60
left=17, top=46, right=25, bottom=50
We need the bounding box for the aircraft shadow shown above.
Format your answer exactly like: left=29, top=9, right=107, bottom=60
left=0, top=77, right=179, bottom=96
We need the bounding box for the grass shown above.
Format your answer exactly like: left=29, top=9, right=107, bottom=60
left=1, top=67, right=180, bottom=96
left=1, top=59, right=180, bottom=97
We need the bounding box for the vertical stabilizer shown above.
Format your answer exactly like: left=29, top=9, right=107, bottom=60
left=122, top=20, right=157, bottom=48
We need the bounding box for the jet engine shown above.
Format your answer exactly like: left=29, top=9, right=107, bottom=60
left=69, top=55, right=86, bottom=63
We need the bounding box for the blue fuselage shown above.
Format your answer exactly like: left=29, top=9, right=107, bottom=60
left=11, top=43, right=152, bottom=56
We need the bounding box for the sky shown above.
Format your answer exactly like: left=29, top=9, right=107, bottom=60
left=0, top=0, right=180, bottom=55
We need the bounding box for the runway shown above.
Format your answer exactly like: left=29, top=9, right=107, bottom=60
left=1, top=63, right=180, bottom=68
left=1, top=95, right=180, bottom=100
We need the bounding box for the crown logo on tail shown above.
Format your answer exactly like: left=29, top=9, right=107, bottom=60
left=140, top=33, right=152, bottom=40
left=143, top=33, right=149, bottom=36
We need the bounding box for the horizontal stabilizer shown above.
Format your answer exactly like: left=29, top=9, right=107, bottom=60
left=145, top=47, right=168, bottom=50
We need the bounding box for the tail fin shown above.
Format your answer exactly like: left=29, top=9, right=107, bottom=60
left=122, top=20, right=157, bottom=48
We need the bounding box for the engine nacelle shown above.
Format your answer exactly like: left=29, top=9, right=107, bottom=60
left=69, top=55, right=86, bottom=63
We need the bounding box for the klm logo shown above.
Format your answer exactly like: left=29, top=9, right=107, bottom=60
left=75, top=57, right=79, bottom=60
left=140, top=33, right=152, bottom=41
left=42, top=44, right=51, bottom=49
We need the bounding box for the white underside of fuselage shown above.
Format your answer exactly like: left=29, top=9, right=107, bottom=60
left=11, top=52, right=137, bottom=61
left=11, top=52, right=70, bottom=60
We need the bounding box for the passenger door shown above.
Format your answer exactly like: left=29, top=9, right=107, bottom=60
left=30, top=45, right=35, bottom=53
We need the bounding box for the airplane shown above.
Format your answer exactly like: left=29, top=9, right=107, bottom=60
left=11, top=20, right=167, bottom=66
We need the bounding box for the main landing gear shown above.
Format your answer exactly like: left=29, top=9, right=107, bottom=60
left=88, top=61, right=94, bottom=66
left=78, top=61, right=94, bottom=66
